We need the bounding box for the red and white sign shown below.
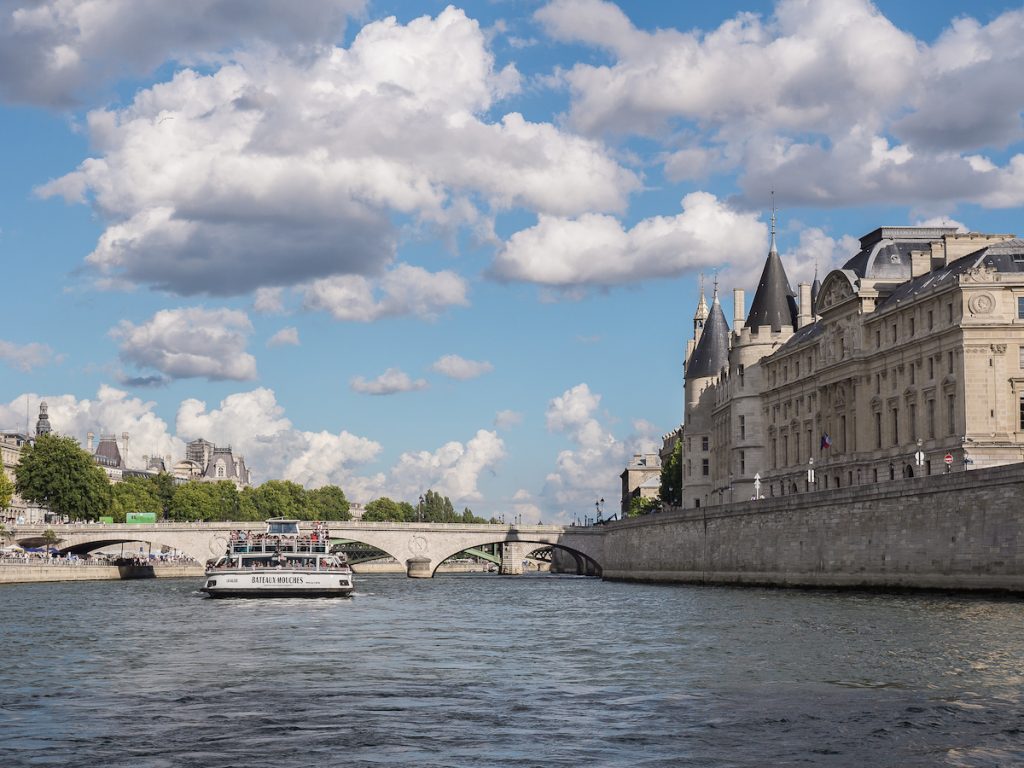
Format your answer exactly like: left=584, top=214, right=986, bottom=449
left=944, top=453, right=953, bottom=464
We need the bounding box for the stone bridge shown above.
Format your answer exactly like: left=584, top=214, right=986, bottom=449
left=10, top=521, right=606, bottom=578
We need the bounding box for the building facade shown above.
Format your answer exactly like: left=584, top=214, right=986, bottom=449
left=679, top=224, right=1024, bottom=508
left=618, top=453, right=663, bottom=515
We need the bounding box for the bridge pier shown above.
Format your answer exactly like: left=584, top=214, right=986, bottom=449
left=406, top=557, right=433, bottom=578
left=499, top=542, right=529, bottom=575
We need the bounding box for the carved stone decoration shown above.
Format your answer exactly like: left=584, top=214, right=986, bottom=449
left=409, top=535, right=429, bottom=554
left=968, top=292, right=995, bottom=315
left=991, top=344, right=1007, bottom=355
left=962, top=265, right=996, bottom=284
left=819, top=277, right=853, bottom=310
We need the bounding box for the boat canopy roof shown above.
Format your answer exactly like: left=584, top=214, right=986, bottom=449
left=265, top=518, right=301, bottom=535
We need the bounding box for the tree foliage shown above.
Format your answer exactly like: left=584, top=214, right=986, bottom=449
left=363, top=496, right=412, bottom=522
left=362, top=491, right=489, bottom=523
left=626, top=496, right=661, bottom=518
left=15, top=434, right=112, bottom=520
left=0, top=468, right=13, bottom=511
left=660, top=439, right=682, bottom=508
left=110, top=476, right=161, bottom=523
left=307, top=485, right=351, bottom=521
left=161, top=478, right=352, bottom=522
left=169, top=480, right=240, bottom=521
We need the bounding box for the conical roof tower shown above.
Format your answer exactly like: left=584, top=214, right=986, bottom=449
left=744, top=203, right=797, bottom=332
left=693, top=274, right=709, bottom=341
left=685, top=283, right=730, bottom=380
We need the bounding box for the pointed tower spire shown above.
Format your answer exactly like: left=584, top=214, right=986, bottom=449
left=745, top=196, right=798, bottom=333
left=685, top=281, right=731, bottom=380
left=692, top=272, right=709, bottom=341
left=811, top=261, right=821, bottom=314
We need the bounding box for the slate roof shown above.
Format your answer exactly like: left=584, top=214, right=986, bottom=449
left=745, top=245, right=798, bottom=332
left=94, top=435, right=123, bottom=468
left=841, top=226, right=959, bottom=281
left=876, top=238, right=1024, bottom=312
left=685, top=291, right=730, bottom=380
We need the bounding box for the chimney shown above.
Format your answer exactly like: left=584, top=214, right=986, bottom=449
left=733, top=288, right=745, bottom=327
left=910, top=249, right=930, bottom=278
left=87, top=432, right=94, bottom=452
left=798, top=283, right=812, bottom=328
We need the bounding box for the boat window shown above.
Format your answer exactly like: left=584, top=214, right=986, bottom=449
left=268, top=522, right=300, bottom=535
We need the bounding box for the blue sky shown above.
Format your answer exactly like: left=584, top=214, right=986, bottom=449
left=1, top=0, right=1023, bottom=522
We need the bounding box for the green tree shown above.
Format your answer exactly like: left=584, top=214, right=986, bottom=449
left=41, top=527, right=60, bottom=555
left=660, top=439, right=682, bottom=508
left=15, top=434, right=112, bottom=520
left=238, top=486, right=260, bottom=520
left=110, top=475, right=161, bottom=523
left=249, top=479, right=307, bottom=519
left=149, top=472, right=177, bottom=520
left=626, top=496, right=661, bottom=518
left=0, top=468, right=14, bottom=510
left=169, top=481, right=222, bottom=521
left=363, top=496, right=404, bottom=522
left=307, top=485, right=351, bottom=521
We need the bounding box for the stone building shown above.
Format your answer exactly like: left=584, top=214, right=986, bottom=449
left=1, top=431, right=29, bottom=524
left=618, top=453, right=662, bottom=515
left=679, top=223, right=1023, bottom=508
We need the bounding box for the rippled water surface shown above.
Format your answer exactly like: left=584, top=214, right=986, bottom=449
left=1, top=574, right=1023, bottom=767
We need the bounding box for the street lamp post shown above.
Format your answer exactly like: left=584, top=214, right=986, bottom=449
left=807, top=458, right=815, bottom=489
left=753, top=473, right=762, bottom=500
left=418, top=494, right=424, bottom=522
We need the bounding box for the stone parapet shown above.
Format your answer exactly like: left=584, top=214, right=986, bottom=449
left=600, top=462, right=1024, bottom=593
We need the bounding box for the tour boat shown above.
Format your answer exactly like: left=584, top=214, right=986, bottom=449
left=201, top=518, right=354, bottom=598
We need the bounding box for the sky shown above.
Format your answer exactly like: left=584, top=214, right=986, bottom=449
left=1, top=0, right=1023, bottom=523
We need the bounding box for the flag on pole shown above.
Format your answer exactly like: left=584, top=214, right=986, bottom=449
left=820, top=433, right=832, bottom=450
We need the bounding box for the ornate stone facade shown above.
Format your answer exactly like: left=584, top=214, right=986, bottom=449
left=679, top=226, right=1024, bottom=507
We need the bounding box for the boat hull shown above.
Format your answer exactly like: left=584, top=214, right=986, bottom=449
left=201, top=569, right=353, bottom=598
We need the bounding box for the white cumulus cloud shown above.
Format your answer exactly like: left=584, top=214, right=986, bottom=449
left=0, top=340, right=62, bottom=372
left=491, top=192, right=767, bottom=289
left=430, top=354, right=493, bottom=380
left=111, top=306, right=257, bottom=381
left=0, top=0, right=366, bottom=107
left=303, top=264, right=469, bottom=322
left=536, top=0, right=1024, bottom=209
left=266, top=327, right=300, bottom=348
left=350, top=368, right=428, bottom=396
left=37, top=7, right=637, bottom=296
left=0, top=387, right=183, bottom=468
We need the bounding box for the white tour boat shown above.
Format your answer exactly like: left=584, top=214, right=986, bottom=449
left=201, top=518, right=354, bottom=598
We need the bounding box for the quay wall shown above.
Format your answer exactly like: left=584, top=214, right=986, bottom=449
left=0, top=563, right=204, bottom=585
left=598, top=463, right=1024, bottom=592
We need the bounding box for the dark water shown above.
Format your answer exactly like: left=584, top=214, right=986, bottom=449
left=1, top=575, right=1023, bottom=767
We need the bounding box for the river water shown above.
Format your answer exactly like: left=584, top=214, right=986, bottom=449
left=1, top=574, right=1022, bottom=767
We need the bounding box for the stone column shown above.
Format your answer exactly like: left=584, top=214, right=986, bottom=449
left=499, top=542, right=528, bottom=575
left=406, top=557, right=432, bottom=578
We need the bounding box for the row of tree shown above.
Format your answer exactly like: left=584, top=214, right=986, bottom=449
left=8, top=433, right=486, bottom=525
left=362, top=489, right=491, bottom=523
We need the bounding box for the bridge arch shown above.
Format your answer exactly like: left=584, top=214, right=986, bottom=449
left=428, top=535, right=602, bottom=578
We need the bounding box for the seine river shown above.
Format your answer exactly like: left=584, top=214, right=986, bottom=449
left=1, top=574, right=1022, bottom=767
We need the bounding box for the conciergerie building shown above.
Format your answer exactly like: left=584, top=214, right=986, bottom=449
left=677, top=221, right=1024, bottom=509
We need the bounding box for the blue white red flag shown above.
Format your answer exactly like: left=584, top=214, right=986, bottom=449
left=820, top=433, right=832, bottom=449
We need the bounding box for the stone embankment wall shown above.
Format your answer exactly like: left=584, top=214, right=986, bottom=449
left=0, top=563, right=203, bottom=585
left=598, top=463, right=1024, bottom=592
